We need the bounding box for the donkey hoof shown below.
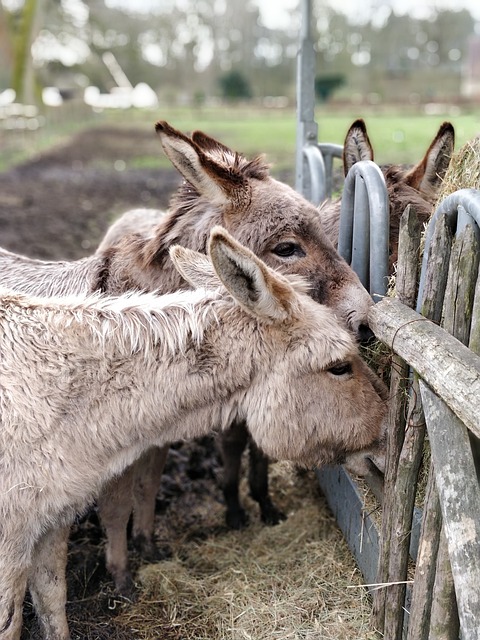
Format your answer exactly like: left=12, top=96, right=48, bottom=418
left=260, top=503, right=287, bottom=526
left=226, top=507, right=249, bottom=530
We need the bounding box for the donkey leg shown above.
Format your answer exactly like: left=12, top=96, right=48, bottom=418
left=97, top=468, right=136, bottom=597
left=0, top=553, right=28, bottom=640
left=248, top=440, right=286, bottom=526
left=132, top=446, right=169, bottom=561
left=218, top=420, right=250, bottom=529
left=28, top=526, right=70, bottom=640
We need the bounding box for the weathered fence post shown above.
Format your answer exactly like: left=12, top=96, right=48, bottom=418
left=424, top=222, right=480, bottom=639
left=373, top=205, right=420, bottom=635
left=429, top=528, right=460, bottom=640
left=402, top=212, right=456, bottom=639
left=406, top=465, right=441, bottom=640
left=419, top=383, right=480, bottom=640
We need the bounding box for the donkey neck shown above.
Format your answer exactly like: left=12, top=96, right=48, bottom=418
left=106, top=198, right=223, bottom=295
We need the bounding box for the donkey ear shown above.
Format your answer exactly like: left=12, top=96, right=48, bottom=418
left=208, top=226, right=297, bottom=323
left=155, top=121, right=241, bottom=207
left=343, top=119, right=374, bottom=176
left=169, top=245, right=218, bottom=289
left=191, top=129, right=233, bottom=156
left=404, top=121, right=455, bottom=200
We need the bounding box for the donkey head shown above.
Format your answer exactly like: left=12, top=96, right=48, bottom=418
left=170, top=227, right=387, bottom=473
left=343, top=118, right=455, bottom=267
left=153, top=121, right=374, bottom=343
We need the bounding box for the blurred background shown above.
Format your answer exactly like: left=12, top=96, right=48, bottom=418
left=1, top=0, right=480, bottom=170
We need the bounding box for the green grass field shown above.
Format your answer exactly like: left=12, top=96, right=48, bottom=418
left=108, top=105, right=480, bottom=173
left=2, top=104, right=479, bottom=174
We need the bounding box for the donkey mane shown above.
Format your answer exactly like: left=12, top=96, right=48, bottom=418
left=1, top=263, right=314, bottom=364
left=0, top=287, right=218, bottom=359
left=0, top=247, right=108, bottom=297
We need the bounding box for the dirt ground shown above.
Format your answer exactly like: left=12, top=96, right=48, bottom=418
left=1, top=124, right=371, bottom=640
left=0, top=125, right=181, bottom=260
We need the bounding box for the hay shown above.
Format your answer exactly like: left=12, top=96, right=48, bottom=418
left=116, top=463, right=381, bottom=640
left=436, top=135, right=480, bottom=203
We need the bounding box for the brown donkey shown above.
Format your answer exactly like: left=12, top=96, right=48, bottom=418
left=318, top=118, right=455, bottom=269
left=0, top=121, right=375, bottom=595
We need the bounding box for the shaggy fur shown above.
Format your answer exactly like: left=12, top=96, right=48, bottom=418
left=0, top=121, right=377, bottom=595
left=0, top=229, right=387, bottom=640
left=0, top=248, right=107, bottom=296
left=318, top=119, right=455, bottom=269
left=92, top=119, right=455, bottom=568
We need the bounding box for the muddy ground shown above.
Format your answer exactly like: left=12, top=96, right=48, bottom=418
left=0, top=125, right=181, bottom=260
left=1, top=124, right=343, bottom=640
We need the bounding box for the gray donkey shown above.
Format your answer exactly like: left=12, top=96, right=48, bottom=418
left=0, top=228, right=388, bottom=640
left=0, top=120, right=375, bottom=595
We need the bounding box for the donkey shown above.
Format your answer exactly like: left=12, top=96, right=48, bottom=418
left=0, top=120, right=375, bottom=594
left=94, top=118, right=455, bottom=553
left=0, top=227, right=387, bottom=640
left=318, top=118, right=455, bottom=270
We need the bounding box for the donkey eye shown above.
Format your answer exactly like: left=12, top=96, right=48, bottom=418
left=327, top=362, right=353, bottom=376
left=273, top=242, right=305, bottom=258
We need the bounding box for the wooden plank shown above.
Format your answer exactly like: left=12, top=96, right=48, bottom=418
left=419, top=383, right=480, bottom=640
left=373, top=206, right=420, bottom=631
left=430, top=529, right=460, bottom=640
left=371, top=352, right=410, bottom=631
left=442, top=224, right=480, bottom=345
left=394, top=204, right=422, bottom=309
left=383, top=382, right=425, bottom=640
left=369, top=298, right=480, bottom=439
left=425, top=221, right=480, bottom=637
left=406, top=466, right=441, bottom=640
left=417, top=213, right=452, bottom=322
left=468, top=267, right=480, bottom=355
left=374, top=205, right=422, bottom=637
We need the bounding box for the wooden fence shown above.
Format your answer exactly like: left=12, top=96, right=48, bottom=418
left=369, top=191, right=480, bottom=640
left=321, top=189, right=480, bottom=640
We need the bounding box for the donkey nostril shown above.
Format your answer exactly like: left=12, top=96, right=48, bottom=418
left=357, top=324, right=376, bottom=345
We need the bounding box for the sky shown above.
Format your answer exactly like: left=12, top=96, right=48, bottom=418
left=101, top=0, right=480, bottom=29
left=4, top=0, right=479, bottom=24
left=258, top=0, right=480, bottom=29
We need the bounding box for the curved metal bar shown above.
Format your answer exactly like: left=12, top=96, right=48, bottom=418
left=416, top=189, right=480, bottom=312
left=351, top=174, right=370, bottom=286
left=338, top=160, right=389, bottom=301
left=302, top=144, right=327, bottom=205
left=317, top=142, right=343, bottom=199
